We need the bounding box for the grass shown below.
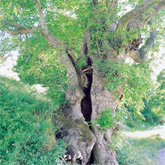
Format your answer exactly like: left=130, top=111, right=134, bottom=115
left=0, top=76, right=66, bottom=164
left=116, top=128, right=165, bottom=165
left=130, top=136, right=165, bottom=164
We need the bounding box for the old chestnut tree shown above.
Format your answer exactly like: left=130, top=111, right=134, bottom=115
left=0, top=0, right=165, bottom=164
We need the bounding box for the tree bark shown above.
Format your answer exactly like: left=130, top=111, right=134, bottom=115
left=52, top=1, right=164, bottom=163
left=90, top=68, right=120, bottom=165
left=54, top=63, right=120, bottom=165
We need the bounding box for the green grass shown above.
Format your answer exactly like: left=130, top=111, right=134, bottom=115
left=130, top=136, right=165, bottom=163
left=116, top=134, right=165, bottom=165
left=0, top=76, right=66, bottom=164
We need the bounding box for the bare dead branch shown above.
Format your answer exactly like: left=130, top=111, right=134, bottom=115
left=117, top=0, right=158, bottom=30
left=82, top=66, right=93, bottom=72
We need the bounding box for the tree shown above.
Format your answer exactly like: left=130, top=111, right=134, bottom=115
left=0, top=0, right=164, bottom=164
left=144, top=69, right=165, bottom=124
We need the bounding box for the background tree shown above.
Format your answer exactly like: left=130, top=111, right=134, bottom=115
left=143, top=69, right=165, bottom=124
left=0, top=0, right=165, bottom=164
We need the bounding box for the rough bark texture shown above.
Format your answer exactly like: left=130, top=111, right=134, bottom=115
left=54, top=65, right=120, bottom=165
left=90, top=69, right=120, bottom=165
left=51, top=0, right=164, bottom=163
left=54, top=102, right=96, bottom=164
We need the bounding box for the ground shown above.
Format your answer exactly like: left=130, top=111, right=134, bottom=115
left=123, top=125, right=165, bottom=139
left=122, top=124, right=165, bottom=165
left=158, top=148, right=165, bottom=165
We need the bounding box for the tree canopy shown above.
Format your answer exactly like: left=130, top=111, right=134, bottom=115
left=0, top=0, right=165, bottom=164
left=1, top=0, right=164, bottom=111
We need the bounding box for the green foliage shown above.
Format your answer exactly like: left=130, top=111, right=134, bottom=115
left=77, top=56, right=88, bottom=68
left=1, top=0, right=164, bottom=58
left=94, top=58, right=154, bottom=127
left=0, top=0, right=164, bottom=164
left=95, top=109, right=124, bottom=130
left=15, top=40, right=69, bottom=108
left=122, top=70, right=164, bottom=128
left=0, top=0, right=163, bottom=111
left=143, top=70, right=165, bottom=124
left=116, top=136, right=165, bottom=165
left=0, top=0, right=91, bottom=55
left=96, top=59, right=151, bottom=115
left=95, top=109, right=114, bottom=130
left=0, top=35, right=20, bottom=58
left=0, top=76, right=66, bottom=164
left=0, top=0, right=92, bottom=107
left=157, top=69, right=165, bottom=90
left=109, top=133, right=122, bottom=149
left=116, top=140, right=147, bottom=165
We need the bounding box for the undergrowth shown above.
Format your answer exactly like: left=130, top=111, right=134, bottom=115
left=116, top=135, right=165, bottom=165
left=0, top=76, right=66, bottom=164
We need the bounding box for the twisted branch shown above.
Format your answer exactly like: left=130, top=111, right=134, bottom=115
left=4, top=22, right=38, bottom=35
left=117, top=0, right=159, bottom=30
left=127, top=0, right=165, bottom=30
left=139, top=30, right=158, bottom=60
left=127, top=29, right=158, bottom=62
left=33, top=0, right=49, bottom=35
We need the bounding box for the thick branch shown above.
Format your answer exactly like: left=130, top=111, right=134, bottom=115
left=139, top=30, right=158, bottom=60
left=4, top=22, right=38, bottom=35
left=127, top=0, right=165, bottom=30
left=34, top=0, right=49, bottom=35
left=107, top=0, right=118, bottom=31
left=33, top=0, right=83, bottom=91
left=80, top=0, right=98, bottom=57
left=127, top=30, right=158, bottom=62
left=117, top=0, right=158, bottom=30
left=80, top=31, right=91, bottom=56
left=33, top=0, right=62, bottom=49
left=5, top=27, right=38, bottom=35
left=5, top=22, right=29, bottom=29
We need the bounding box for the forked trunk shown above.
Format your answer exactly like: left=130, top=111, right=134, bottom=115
left=51, top=0, right=161, bottom=162
left=54, top=61, right=120, bottom=165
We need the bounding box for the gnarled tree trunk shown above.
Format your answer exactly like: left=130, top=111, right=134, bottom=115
left=3, top=0, right=164, bottom=164
left=90, top=68, right=121, bottom=165
left=52, top=0, right=164, bottom=164
left=54, top=62, right=120, bottom=165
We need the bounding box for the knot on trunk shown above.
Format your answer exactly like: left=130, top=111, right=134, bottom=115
left=66, top=88, right=83, bottom=104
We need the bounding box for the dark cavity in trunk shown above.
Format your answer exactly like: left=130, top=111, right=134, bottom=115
left=81, top=66, right=93, bottom=123
left=81, top=58, right=94, bottom=164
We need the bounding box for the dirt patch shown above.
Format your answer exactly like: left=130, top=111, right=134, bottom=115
left=123, top=125, right=165, bottom=139
left=158, top=148, right=165, bottom=165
